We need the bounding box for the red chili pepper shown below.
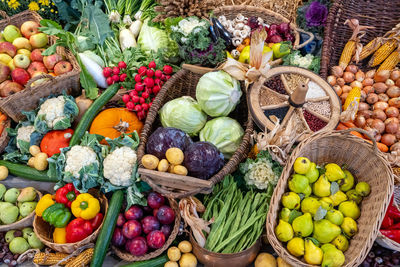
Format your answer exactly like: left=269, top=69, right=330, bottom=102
left=387, top=205, right=400, bottom=221
left=380, top=230, right=400, bottom=244
left=89, top=213, right=103, bottom=230
left=382, top=214, right=394, bottom=229
left=55, top=183, right=80, bottom=208
left=388, top=222, right=400, bottom=230
left=66, top=218, right=93, bottom=243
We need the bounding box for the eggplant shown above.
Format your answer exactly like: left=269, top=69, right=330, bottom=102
left=211, top=17, right=233, bottom=47
left=209, top=25, right=219, bottom=42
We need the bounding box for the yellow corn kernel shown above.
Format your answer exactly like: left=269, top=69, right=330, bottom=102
left=343, top=87, right=361, bottom=111
left=377, top=51, right=400, bottom=71
left=33, top=252, right=73, bottom=265
left=65, top=248, right=94, bottom=267
left=339, top=40, right=356, bottom=69
left=359, top=38, right=382, bottom=60
left=369, top=39, right=398, bottom=67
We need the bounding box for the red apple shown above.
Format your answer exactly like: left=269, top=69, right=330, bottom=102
left=54, top=61, right=72, bottom=76
left=0, top=80, right=23, bottom=97
left=20, top=21, right=40, bottom=39
left=27, top=62, right=47, bottom=76
left=0, top=63, right=10, bottom=83
left=30, top=48, right=44, bottom=62
left=43, top=54, right=63, bottom=70
left=29, top=33, right=48, bottom=48
left=0, top=42, right=17, bottom=58
left=11, top=68, right=30, bottom=85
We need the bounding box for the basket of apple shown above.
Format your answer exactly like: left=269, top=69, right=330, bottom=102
left=111, top=191, right=181, bottom=262
left=0, top=10, right=80, bottom=122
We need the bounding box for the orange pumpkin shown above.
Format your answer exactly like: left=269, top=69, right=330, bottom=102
left=40, top=129, right=74, bottom=157
left=89, top=108, right=143, bottom=144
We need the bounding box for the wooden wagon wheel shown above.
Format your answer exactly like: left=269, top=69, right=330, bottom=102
left=248, top=66, right=341, bottom=138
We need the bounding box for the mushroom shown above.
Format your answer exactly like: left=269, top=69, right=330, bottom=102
left=218, top=15, right=227, bottom=23
left=243, top=25, right=251, bottom=32
left=231, top=49, right=240, bottom=59
left=235, top=22, right=245, bottom=30
left=232, top=37, right=243, bottom=47
left=235, top=14, right=245, bottom=24
left=243, top=18, right=248, bottom=25
left=240, top=29, right=249, bottom=39
left=233, top=29, right=242, bottom=38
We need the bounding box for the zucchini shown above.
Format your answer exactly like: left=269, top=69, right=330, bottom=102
left=70, top=83, right=120, bottom=146
left=91, top=190, right=124, bottom=267
left=121, top=254, right=168, bottom=267
left=0, top=160, right=58, bottom=182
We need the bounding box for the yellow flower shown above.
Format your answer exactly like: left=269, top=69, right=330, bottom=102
left=51, top=1, right=54, bottom=5
left=7, top=0, right=20, bottom=9
left=55, top=11, right=57, bottom=13
left=28, top=1, right=39, bottom=11
left=38, top=0, right=48, bottom=5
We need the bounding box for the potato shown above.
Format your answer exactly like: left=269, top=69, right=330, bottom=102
left=0, top=166, right=8, bottom=181
left=178, top=241, right=192, bottom=253
left=33, top=152, right=48, bottom=171
left=168, top=164, right=175, bottom=173
left=165, top=148, right=184, bottom=165
left=27, top=157, right=35, bottom=168
left=277, top=257, right=292, bottom=267
left=29, top=145, right=41, bottom=157
left=173, top=165, right=188, bottom=176
left=255, top=253, right=277, bottom=267
left=141, top=154, right=159, bottom=170
left=164, top=261, right=179, bottom=267
left=158, top=159, right=169, bottom=172
left=167, top=246, right=181, bottom=261
left=179, top=253, right=197, bottom=267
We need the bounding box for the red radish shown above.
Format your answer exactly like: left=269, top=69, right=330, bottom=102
left=135, top=82, right=144, bottom=92
left=122, top=94, right=130, bottom=103
left=143, top=77, right=154, bottom=88
left=112, top=75, right=120, bottom=82
left=148, top=61, right=156, bottom=69
left=131, top=90, right=138, bottom=96
left=132, top=96, right=140, bottom=103
left=106, top=77, right=113, bottom=85
left=153, top=86, right=160, bottom=94
left=137, top=110, right=145, bottom=120
left=126, top=101, right=135, bottom=110
left=145, top=88, right=152, bottom=94
left=161, top=74, right=167, bottom=81
left=139, top=97, right=145, bottom=104
left=166, top=75, right=171, bottom=80
left=146, top=69, right=154, bottom=77
left=154, top=78, right=161, bottom=85
left=163, top=65, right=173, bottom=75
left=142, top=92, right=149, bottom=99
left=113, top=67, right=120, bottom=75
left=155, top=70, right=163, bottom=78
left=120, top=73, right=127, bottom=82
left=149, top=102, right=152, bottom=108
left=135, top=105, right=142, bottom=112
left=103, top=67, right=112, bottom=77
left=142, top=103, right=149, bottom=110
left=138, top=66, right=147, bottom=76
left=118, top=61, right=127, bottom=69
left=134, top=74, right=142, bottom=82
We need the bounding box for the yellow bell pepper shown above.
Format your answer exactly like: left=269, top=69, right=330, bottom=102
left=36, top=194, right=55, bottom=217
left=71, top=193, right=100, bottom=220
left=53, top=227, right=67, bottom=244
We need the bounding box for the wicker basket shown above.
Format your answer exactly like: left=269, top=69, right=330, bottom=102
left=0, top=118, right=11, bottom=154
left=213, top=5, right=314, bottom=50
left=112, top=198, right=180, bottom=262
left=266, top=129, right=394, bottom=267
left=33, top=189, right=108, bottom=254
left=0, top=188, right=42, bottom=232
left=320, top=0, right=400, bottom=78
left=0, top=10, right=80, bottom=122
left=136, top=66, right=253, bottom=199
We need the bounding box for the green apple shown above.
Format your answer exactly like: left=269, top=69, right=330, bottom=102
left=17, top=49, right=31, bottom=58
left=3, top=25, right=22, bottom=43
left=29, top=33, right=48, bottom=48
left=13, top=54, right=30, bottom=69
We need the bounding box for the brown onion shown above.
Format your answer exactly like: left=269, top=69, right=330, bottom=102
left=327, top=75, right=336, bottom=86
left=374, top=101, right=389, bottom=110
left=358, top=102, right=371, bottom=111
left=340, top=93, right=348, bottom=103
left=375, top=70, right=391, bottom=82
left=342, top=85, right=352, bottom=93
left=359, top=109, right=373, bottom=119
left=333, top=85, right=342, bottom=96
left=337, top=78, right=346, bottom=87
left=371, top=119, right=386, bottom=134
left=386, top=121, right=399, bottom=134
left=381, top=134, right=396, bottom=146
left=386, top=107, right=399, bottom=118
left=345, top=65, right=358, bottom=74
left=362, top=78, right=374, bottom=87
left=366, top=69, right=376, bottom=79
left=373, top=109, right=387, bottom=121
left=331, top=66, right=344, bottom=77
left=385, top=117, right=400, bottom=125
left=396, top=131, right=400, bottom=140
left=350, top=80, right=363, bottom=88
left=387, top=86, right=400, bottom=98
left=391, top=142, right=400, bottom=152
left=363, top=126, right=379, bottom=140
left=389, top=97, right=400, bottom=108
left=366, top=118, right=375, bottom=126
left=396, top=79, right=400, bottom=87
left=373, top=82, right=388, bottom=94
left=355, top=70, right=365, bottom=82
left=378, top=93, right=389, bottom=102
left=391, top=70, right=400, bottom=81
left=343, top=72, right=355, bottom=83
left=355, top=115, right=366, bottom=128
left=366, top=93, right=379, bottom=104
left=361, top=90, right=367, bottom=102
left=363, top=85, right=374, bottom=94
left=386, top=79, right=395, bottom=87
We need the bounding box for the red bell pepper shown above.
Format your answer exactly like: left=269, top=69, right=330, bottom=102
left=89, top=213, right=103, bottom=230
left=380, top=229, right=400, bottom=244
left=66, top=218, right=93, bottom=243
left=55, top=183, right=80, bottom=208
left=382, top=214, right=394, bottom=229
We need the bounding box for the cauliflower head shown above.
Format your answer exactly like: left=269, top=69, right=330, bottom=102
left=37, top=96, right=67, bottom=128
left=65, top=145, right=99, bottom=178
left=16, top=125, right=35, bottom=149
left=244, top=159, right=280, bottom=189
left=103, top=146, right=137, bottom=187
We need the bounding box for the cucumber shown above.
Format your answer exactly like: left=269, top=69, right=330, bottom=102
left=91, top=190, right=124, bottom=267
left=0, top=160, right=58, bottom=182
left=121, top=254, right=169, bottom=267
left=70, top=83, right=120, bottom=146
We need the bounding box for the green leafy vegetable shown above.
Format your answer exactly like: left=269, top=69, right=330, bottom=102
left=283, top=51, right=321, bottom=73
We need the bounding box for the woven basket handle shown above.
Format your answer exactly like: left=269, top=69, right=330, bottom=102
left=340, top=128, right=379, bottom=154
left=293, top=28, right=315, bottom=50
left=0, top=11, right=9, bottom=20
left=25, top=74, right=55, bottom=90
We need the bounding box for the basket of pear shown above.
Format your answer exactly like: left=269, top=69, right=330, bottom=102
left=266, top=129, right=394, bottom=267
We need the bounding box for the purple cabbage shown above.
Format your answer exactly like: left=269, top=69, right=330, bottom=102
left=305, top=1, right=328, bottom=27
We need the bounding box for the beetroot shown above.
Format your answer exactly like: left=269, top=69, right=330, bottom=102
left=141, top=216, right=160, bottom=234
left=147, top=230, right=166, bottom=249
left=156, top=206, right=175, bottom=225
left=125, top=205, right=144, bottom=221
left=161, top=225, right=172, bottom=238
left=116, top=213, right=126, bottom=227
left=269, top=35, right=283, bottom=43
left=147, top=192, right=165, bottom=209
left=111, top=228, right=126, bottom=247
left=122, top=220, right=142, bottom=239
left=126, top=236, right=148, bottom=256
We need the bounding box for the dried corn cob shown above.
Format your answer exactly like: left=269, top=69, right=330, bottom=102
left=359, top=37, right=383, bottom=60
left=377, top=50, right=400, bottom=71
left=369, top=39, right=398, bottom=67
left=339, top=40, right=356, bottom=69
left=65, top=248, right=94, bottom=267
left=33, top=252, right=74, bottom=265
left=343, top=86, right=361, bottom=110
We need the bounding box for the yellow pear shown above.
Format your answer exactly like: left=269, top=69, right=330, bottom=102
left=304, top=238, right=323, bottom=265
left=287, top=237, right=305, bottom=257
left=331, top=234, right=349, bottom=252
left=339, top=170, right=355, bottom=192
left=301, top=197, right=321, bottom=216
left=330, top=191, right=348, bottom=206
left=313, top=175, right=331, bottom=197
left=341, top=217, right=358, bottom=237
left=338, top=201, right=360, bottom=220
left=325, top=163, right=345, bottom=182
left=321, top=244, right=345, bottom=267
left=275, top=220, right=293, bottom=242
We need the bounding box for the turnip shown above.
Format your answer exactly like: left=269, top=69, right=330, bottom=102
left=119, top=29, right=137, bottom=51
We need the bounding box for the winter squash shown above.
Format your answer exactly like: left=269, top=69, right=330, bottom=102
left=89, top=108, right=143, bottom=143
left=40, top=129, right=74, bottom=157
